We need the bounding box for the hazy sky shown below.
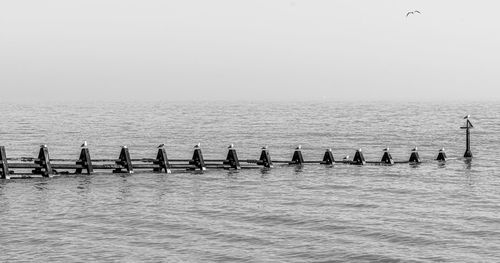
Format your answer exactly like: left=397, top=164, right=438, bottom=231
left=1, top=1, right=499, bottom=101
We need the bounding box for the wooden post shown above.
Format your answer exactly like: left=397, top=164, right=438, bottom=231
left=352, top=149, right=366, bottom=165
left=0, top=146, right=10, bottom=179
left=436, top=148, right=447, bottom=161
left=257, top=147, right=273, bottom=168
left=224, top=148, right=241, bottom=170
left=290, top=147, right=304, bottom=165
left=322, top=148, right=335, bottom=165
left=154, top=148, right=171, bottom=173
left=409, top=148, right=421, bottom=163
left=33, top=145, right=53, bottom=177
left=381, top=150, right=394, bottom=164
left=461, top=118, right=473, bottom=158
left=189, top=148, right=206, bottom=171
left=113, top=147, right=134, bottom=173
left=76, top=148, right=93, bottom=174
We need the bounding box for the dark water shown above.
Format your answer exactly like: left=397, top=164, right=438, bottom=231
left=0, top=101, right=499, bottom=262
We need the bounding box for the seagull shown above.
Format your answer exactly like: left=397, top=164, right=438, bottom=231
left=439, top=147, right=445, bottom=152
left=343, top=155, right=350, bottom=160
left=157, top=143, right=165, bottom=148
left=228, top=144, right=234, bottom=149
left=296, top=145, right=302, bottom=150
left=464, top=114, right=470, bottom=119
left=406, top=10, right=421, bottom=16
left=121, top=145, right=128, bottom=149
left=357, top=148, right=362, bottom=152
left=383, top=147, right=389, bottom=152
left=81, top=141, right=88, bottom=148
left=261, top=145, right=268, bottom=150
left=40, top=144, right=47, bottom=148
left=326, top=148, right=332, bottom=151
left=412, top=146, right=418, bottom=152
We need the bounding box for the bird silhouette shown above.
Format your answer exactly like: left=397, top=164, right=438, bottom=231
left=81, top=141, right=88, bottom=148
left=406, top=10, right=421, bottom=16
left=261, top=145, right=268, bottom=150
left=157, top=143, right=165, bottom=148
left=121, top=145, right=128, bottom=149
left=412, top=146, right=418, bottom=152
left=383, top=147, right=389, bottom=152
left=343, top=155, right=350, bottom=160
left=228, top=144, right=234, bottom=149
left=194, top=143, right=201, bottom=148
left=464, top=114, right=470, bottom=119
left=439, top=147, right=445, bottom=152
left=40, top=144, right=47, bottom=148
left=296, top=145, right=302, bottom=150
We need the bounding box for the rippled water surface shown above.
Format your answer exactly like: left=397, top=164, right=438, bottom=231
left=0, top=101, right=499, bottom=262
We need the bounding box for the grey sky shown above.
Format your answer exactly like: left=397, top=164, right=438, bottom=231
left=1, top=0, right=499, bottom=101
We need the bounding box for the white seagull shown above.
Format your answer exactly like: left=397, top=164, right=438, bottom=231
left=383, top=147, right=389, bottom=152
left=81, top=141, right=88, bottom=148
left=194, top=143, right=201, bottom=148
left=343, top=155, right=350, bottom=160
left=439, top=147, right=445, bottom=152
left=40, top=144, right=47, bottom=148
left=228, top=144, right=234, bottom=149
left=296, top=145, right=302, bottom=150
left=121, top=145, right=128, bottom=149
left=464, top=114, right=470, bottom=119
left=411, top=146, right=418, bottom=152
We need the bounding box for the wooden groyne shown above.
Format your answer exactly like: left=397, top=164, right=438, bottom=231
left=0, top=145, right=451, bottom=179
left=0, top=116, right=475, bottom=179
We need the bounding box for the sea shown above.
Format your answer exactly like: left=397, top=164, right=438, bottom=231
left=0, top=101, right=499, bottom=262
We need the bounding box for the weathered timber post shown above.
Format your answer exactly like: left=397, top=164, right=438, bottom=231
left=436, top=148, right=447, bottom=161
left=189, top=146, right=206, bottom=171
left=33, top=145, right=53, bottom=177
left=322, top=148, right=335, bottom=165
left=352, top=148, right=366, bottom=165
left=409, top=147, right=421, bottom=163
left=113, top=146, right=134, bottom=173
left=290, top=146, right=304, bottom=165
left=224, top=145, right=241, bottom=170
left=0, top=146, right=10, bottom=179
left=461, top=116, right=473, bottom=158
left=257, top=146, right=273, bottom=168
left=381, top=148, right=394, bottom=165
left=154, top=147, right=171, bottom=173
left=76, top=147, right=93, bottom=174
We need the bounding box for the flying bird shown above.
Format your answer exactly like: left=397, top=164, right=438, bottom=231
left=81, top=141, right=88, bottom=148
left=406, top=10, right=421, bottom=16
left=464, top=114, right=470, bottom=119
left=157, top=143, right=165, bottom=148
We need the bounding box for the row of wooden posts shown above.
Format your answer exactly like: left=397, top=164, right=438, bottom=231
left=0, top=145, right=451, bottom=179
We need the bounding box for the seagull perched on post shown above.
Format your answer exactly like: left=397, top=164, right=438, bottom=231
left=121, top=145, right=128, bottom=149
left=261, top=145, right=268, bottom=150
left=194, top=143, right=201, bottom=149
left=439, top=147, right=445, bottom=152
left=81, top=141, right=88, bottom=148
left=464, top=114, right=470, bottom=119
left=157, top=143, right=165, bottom=148
left=296, top=145, right=301, bottom=150
left=406, top=10, right=421, bottom=16
left=228, top=144, right=234, bottom=149
left=383, top=147, right=389, bottom=152
left=40, top=144, right=47, bottom=148
left=411, top=146, right=418, bottom=152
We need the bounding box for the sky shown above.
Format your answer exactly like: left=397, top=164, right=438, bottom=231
left=1, top=0, right=499, bottom=101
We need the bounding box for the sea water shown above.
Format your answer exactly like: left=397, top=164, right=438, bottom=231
left=0, top=101, right=499, bottom=262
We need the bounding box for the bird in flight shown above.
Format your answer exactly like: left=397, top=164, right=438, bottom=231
left=406, top=10, right=421, bottom=16
left=464, top=114, right=470, bottom=119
